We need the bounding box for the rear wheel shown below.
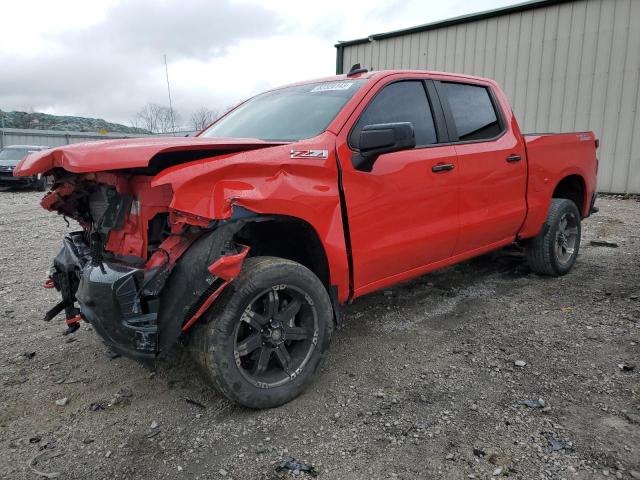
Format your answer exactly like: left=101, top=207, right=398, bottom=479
left=526, top=198, right=581, bottom=276
left=189, top=257, right=333, bottom=408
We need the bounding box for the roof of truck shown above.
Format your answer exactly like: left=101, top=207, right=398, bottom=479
left=276, top=69, right=497, bottom=92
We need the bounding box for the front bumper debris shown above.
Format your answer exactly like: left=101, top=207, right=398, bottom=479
left=46, top=228, right=249, bottom=361
left=49, top=232, right=159, bottom=360
left=589, top=192, right=599, bottom=215
left=76, top=261, right=159, bottom=359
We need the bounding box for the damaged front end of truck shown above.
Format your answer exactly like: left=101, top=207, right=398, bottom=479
left=15, top=139, right=290, bottom=361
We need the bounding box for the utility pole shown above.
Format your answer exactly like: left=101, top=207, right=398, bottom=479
left=164, top=54, right=176, bottom=133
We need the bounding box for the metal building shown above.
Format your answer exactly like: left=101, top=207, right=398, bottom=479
left=335, top=0, right=640, bottom=194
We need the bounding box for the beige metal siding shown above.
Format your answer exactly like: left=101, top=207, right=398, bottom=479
left=340, top=0, right=640, bottom=193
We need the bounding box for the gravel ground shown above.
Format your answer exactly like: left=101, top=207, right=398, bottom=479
left=0, top=190, right=639, bottom=480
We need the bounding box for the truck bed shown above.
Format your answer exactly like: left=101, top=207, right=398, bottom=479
left=518, top=131, right=598, bottom=239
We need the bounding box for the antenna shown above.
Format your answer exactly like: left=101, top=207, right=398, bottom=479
left=347, top=63, right=368, bottom=77
left=164, top=54, right=176, bottom=133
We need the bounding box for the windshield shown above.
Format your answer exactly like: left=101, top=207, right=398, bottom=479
left=0, top=148, right=32, bottom=161
left=201, top=79, right=366, bottom=142
left=0, top=148, right=38, bottom=167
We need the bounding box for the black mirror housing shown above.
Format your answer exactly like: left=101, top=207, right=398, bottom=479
left=353, top=122, right=416, bottom=172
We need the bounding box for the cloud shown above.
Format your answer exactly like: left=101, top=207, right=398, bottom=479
left=0, top=0, right=519, bottom=126
left=0, top=0, right=283, bottom=124
left=57, top=0, right=282, bottom=61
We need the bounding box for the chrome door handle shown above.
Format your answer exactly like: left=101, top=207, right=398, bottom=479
left=506, top=154, right=522, bottom=162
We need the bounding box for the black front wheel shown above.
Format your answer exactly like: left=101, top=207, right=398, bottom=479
left=189, top=257, right=334, bottom=408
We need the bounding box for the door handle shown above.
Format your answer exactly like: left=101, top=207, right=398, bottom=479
left=506, top=154, right=522, bottom=162
left=432, top=163, right=455, bottom=172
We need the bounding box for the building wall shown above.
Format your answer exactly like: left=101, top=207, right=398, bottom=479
left=339, top=0, right=640, bottom=194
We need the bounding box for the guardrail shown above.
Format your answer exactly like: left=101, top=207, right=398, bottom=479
left=0, top=128, right=198, bottom=148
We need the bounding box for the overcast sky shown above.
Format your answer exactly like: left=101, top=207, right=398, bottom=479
left=1, top=0, right=517, bottom=127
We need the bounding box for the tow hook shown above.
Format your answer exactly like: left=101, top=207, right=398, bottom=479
left=42, top=275, right=82, bottom=335
left=64, top=314, right=82, bottom=336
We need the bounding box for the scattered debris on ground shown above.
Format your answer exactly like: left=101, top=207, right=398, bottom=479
left=520, top=398, right=546, bottom=409
left=276, top=456, right=318, bottom=477
left=590, top=240, right=619, bottom=248
left=184, top=397, right=206, bottom=409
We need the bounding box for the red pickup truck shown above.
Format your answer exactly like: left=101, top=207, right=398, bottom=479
left=15, top=68, right=598, bottom=408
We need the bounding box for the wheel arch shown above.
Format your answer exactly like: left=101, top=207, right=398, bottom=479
left=235, top=214, right=331, bottom=290
left=552, top=174, right=587, bottom=217
left=231, top=214, right=344, bottom=329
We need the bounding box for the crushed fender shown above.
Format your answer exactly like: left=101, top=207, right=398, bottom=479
left=182, top=245, right=250, bottom=332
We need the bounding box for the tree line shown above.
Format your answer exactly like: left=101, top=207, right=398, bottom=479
left=130, top=104, right=219, bottom=133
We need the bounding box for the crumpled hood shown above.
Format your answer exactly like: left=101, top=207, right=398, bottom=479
left=13, top=136, right=285, bottom=176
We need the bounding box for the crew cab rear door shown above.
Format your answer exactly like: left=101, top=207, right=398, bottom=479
left=336, top=76, right=460, bottom=296
left=433, top=78, right=527, bottom=254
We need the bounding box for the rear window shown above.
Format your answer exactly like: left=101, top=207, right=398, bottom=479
left=440, top=82, right=502, bottom=141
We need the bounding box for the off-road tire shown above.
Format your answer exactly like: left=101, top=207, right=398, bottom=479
left=526, top=198, right=581, bottom=276
left=189, top=256, right=334, bottom=409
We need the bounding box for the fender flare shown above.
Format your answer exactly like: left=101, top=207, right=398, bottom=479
left=156, top=221, right=249, bottom=354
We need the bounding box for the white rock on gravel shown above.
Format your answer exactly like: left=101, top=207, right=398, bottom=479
left=514, top=360, right=527, bottom=367
left=55, top=397, right=68, bottom=406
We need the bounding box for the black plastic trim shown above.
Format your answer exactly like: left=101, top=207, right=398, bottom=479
left=329, top=285, right=343, bottom=326
left=424, top=79, right=451, bottom=143
left=335, top=152, right=354, bottom=301
left=587, top=192, right=598, bottom=217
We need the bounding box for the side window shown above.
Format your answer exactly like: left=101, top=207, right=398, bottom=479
left=440, top=82, right=502, bottom=141
left=350, top=81, right=437, bottom=149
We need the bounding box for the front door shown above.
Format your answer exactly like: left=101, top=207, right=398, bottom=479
left=336, top=78, right=460, bottom=296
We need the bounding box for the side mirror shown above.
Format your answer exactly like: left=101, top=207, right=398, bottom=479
left=353, top=122, right=416, bottom=172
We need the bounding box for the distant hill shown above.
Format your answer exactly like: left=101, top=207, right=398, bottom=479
left=0, top=110, right=150, bottom=134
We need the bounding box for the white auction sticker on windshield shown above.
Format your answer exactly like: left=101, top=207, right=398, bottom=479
left=310, top=81, right=354, bottom=93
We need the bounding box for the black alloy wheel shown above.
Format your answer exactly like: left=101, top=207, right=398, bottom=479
left=234, top=286, right=318, bottom=388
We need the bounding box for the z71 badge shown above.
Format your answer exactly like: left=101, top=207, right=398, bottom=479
left=290, top=149, right=328, bottom=159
